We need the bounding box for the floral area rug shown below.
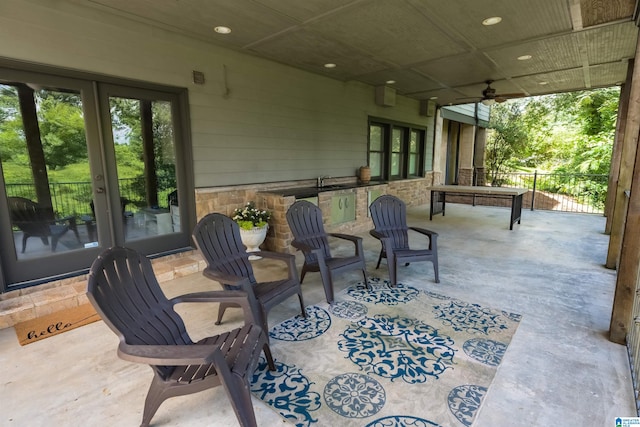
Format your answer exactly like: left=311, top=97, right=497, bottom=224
left=250, top=278, right=521, bottom=427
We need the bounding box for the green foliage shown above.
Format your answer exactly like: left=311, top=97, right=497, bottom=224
left=486, top=102, right=529, bottom=184
left=486, top=87, right=619, bottom=208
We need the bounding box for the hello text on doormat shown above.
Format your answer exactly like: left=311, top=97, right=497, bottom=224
left=14, top=304, right=100, bottom=346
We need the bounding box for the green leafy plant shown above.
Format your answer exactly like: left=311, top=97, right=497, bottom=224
left=232, top=201, right=271, bottom=230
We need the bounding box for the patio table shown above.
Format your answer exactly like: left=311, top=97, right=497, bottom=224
left=428, top=185, right=528, bottom=230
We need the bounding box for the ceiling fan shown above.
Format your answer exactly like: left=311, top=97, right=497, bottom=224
left=459, top=80, right=526, bottom=105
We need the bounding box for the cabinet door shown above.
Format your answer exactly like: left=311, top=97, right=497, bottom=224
left=330, top=195, right=344, bottom=224
left=343, top=193, right=356, bottom=222
left=331, top=193, right=356, bottom=224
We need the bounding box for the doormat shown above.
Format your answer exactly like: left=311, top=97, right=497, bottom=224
left=251, top=277, right=521, bottom=427
left=14, top=303, right=100, bottom=346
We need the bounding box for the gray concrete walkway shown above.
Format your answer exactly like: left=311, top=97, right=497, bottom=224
left=1, top=203, right=636, bottom=426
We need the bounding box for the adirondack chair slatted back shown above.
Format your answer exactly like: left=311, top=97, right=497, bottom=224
left=370, top=195, right=410, bottom=250
left=8, top=197, right=54, bottom=234
left=8, top=196, right=74, bottom=252
left=88, top=247, right=191, bottom=377
left=192, top=213, right=257, bottom=285
left=286, top=200, right=331, bottom=262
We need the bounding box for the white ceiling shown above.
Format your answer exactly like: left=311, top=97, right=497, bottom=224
left=78, top=0, right=638, bottom=105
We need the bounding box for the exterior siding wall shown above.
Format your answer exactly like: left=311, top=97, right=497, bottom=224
left=1, top=0, right=431, bottom=188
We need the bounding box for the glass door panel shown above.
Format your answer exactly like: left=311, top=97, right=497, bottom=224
left=0, top=71, right=107, bottom=286
left=108, top=96, right=180, bottom=242
left=1, top=83, right=98, bottom=259
left=97, top=84, right=189, bottom=256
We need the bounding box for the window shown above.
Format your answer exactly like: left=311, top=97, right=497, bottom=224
left=368, top=118, right=427, bottom=181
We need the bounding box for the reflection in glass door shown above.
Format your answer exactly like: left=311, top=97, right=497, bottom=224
left=0, top=82, right=97, bottom=260
left=108, top=96, right=180, bottom=243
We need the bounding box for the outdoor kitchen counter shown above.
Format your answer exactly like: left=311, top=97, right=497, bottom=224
left=263, top=181, right=387, bottom=199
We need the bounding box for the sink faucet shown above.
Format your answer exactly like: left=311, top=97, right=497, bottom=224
left=317, top=176, right=330, bottom=188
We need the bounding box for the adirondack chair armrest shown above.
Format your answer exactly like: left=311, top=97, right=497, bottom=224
left=171, top=290, right=251, bottom=307
left=408, top=226, right=438, bottom=237
left=409, top=227, right=438, bottom=249
left=329, top=233, right=361, bottom=243
left=203, top=267, right=251, bottom=288
left=329, top=233, right=364, bottom=255
left=253, top=250, right=299, bottom=280
left=369, top=229, right=387, bottom=241
left=409, top=227, right=438, bottom=241
left=118, top=342, right=221, bottom=366
left=290, top=239, right=316, bottom=254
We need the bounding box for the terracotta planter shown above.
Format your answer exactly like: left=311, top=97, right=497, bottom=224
left=359, top=166, right=371, bottom=184
left=239, top=225, right=268, bottom=260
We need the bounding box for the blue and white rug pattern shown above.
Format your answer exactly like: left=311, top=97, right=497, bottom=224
left=251, top=278, right=520, bottom=426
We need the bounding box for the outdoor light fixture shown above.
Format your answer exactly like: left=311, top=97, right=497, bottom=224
left=324, top=63, right=337, bottom=68
left=214, top=26, right=231, bottom=34
left=482, top=16, right=502, bottom=26
left=481, top=98, right=496, bottom=106
left=517, top=55, right=532, bottom=60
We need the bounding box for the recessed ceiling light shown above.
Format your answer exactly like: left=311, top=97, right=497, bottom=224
left=386, top=80, right=396, bottom=84
left=429, top=96, right=438, bottom=100
left=214, top=26, right=231, bottom=34
left=324, top=63, right=337, bottom=68
left=482, top=16, right=502, bottom=26
left=517, top=55, right=532, bottom=61
left=539, top=81, right=548, bottom=85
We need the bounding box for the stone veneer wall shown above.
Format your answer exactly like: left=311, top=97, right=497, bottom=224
left=0, top=251, right=206, bottom=329
left=458, top=168, right=473, bottom=186
left=0, top=175, right=435, bottom=330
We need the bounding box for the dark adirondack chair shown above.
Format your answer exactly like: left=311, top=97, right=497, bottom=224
left=193, top=213, right=306, bottom=338
left=8, top=196, right=80, bottom=253
left=286, top=200, right=368, bottom=304
left=83, top=197, right=131, bottom=241
left=87, top=246, right=275, bottom=427
left=369, top=195, right=439, bottom=287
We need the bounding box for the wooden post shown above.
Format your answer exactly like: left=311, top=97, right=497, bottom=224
left=605, top=60, right=632, bottom=235
left=607, top=33, right=640, bottom=271
left=609, top=33, right=640, bottom=343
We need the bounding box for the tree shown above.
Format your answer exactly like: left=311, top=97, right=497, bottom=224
left=485, top=102, right=528, bottom=185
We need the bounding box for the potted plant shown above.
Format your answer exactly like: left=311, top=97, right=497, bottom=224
left=232, top=201, right=271, bottom=259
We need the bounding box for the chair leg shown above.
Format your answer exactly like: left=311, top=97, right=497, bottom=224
left=222, top=376, right=258, bottom=427
left=300, top=265, right=308, bottom=283
left=215, top=302, right=235, bottom=325
left=318, top=267, right=334, bottom=304
left=140, top=375, right=167, bottom=427
left=388, top=254, right=397, bottom=288
left=362, top=269, right=370, bottom=290
left=375, top=249, right=383, bottom=269
left=433, top=254, right=440, bottom=283
left=263, top=343, right=276, bottom=371
left=297, top=292, right=307, bottom=318
left=21, top=234, right=29, bottom=253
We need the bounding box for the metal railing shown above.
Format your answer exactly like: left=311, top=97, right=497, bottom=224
left=5, top=178, right=171, bottom=218
left=481, top=171, right=608, bottom=214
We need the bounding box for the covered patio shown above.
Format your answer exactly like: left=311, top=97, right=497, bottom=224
left=1, top=204, right=634, bottom=426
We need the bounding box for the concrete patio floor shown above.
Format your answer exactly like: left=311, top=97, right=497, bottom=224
left=1, top=203, right=636, bottom=426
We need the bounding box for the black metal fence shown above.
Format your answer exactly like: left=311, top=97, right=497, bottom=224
left=5, top=178, right=169, bottom=218
left=484, top=171, right=608, bottom=214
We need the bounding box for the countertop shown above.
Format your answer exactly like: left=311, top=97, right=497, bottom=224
left=262, top=181, right=387, bottom=199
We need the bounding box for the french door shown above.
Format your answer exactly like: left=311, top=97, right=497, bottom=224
left=0, top=66, right=192, bottom=289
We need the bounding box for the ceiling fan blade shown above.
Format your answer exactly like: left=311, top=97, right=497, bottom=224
left=495, top=92, right=526, bottom=98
